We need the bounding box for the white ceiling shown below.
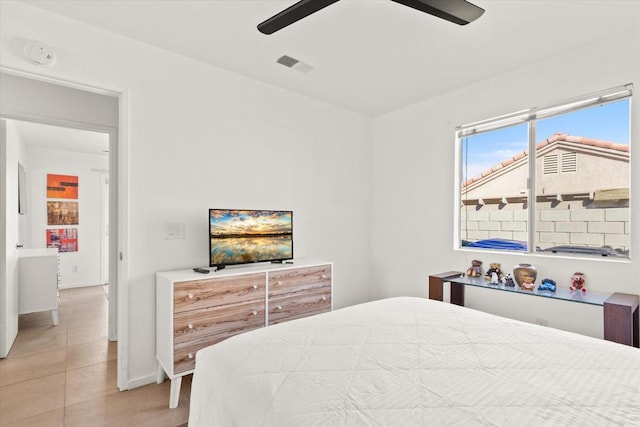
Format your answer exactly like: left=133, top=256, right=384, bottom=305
left=22, top=0, right=639, bottom=116
left=12, top=120, right=109, bottom=155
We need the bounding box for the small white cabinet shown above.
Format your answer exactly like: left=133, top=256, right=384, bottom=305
left=18, top=248, right=60, bottom=325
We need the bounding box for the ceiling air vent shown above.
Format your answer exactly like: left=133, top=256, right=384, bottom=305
left=277, top=55, right=299, bottom=67
left=276, top=55, right=314, bottom=73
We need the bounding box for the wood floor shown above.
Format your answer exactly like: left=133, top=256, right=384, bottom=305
left=0, top=286, right=191, bottom=426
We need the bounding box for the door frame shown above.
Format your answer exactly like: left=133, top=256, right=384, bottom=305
left=0, top=67, right=130, bottom=390
left=100, top=173, right=109, bottom=286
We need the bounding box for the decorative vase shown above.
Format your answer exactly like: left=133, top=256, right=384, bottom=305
left=513, top=263, right=537, bottom=287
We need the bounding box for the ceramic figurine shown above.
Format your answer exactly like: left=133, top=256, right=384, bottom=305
left=466, top=259, right=483, bottom=278
left=538, top=278, right=556, bottom=292
left=503, top=273, right=515, bottom=287
left=484, top=262, right=505, bottom=283
left=490, top=272, right=499, bottom=284
left=570, top=272, right=586, bottom=292
left=521, top=275, right=535, bottom=291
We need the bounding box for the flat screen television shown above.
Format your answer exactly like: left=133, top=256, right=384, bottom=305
left=209, top=209, right=293, bottom=267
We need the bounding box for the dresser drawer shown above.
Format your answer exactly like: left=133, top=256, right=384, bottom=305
left=174, top=273, right=265, bottom=313
left=174, top=335, right=220, bottom=374
left=174, top=299, right=265, bottom=345
left=173, top=299, right=265, bottom=373
left=268, top=265, right=331, bottom=297
left=268, top=285, right=331, bottom=325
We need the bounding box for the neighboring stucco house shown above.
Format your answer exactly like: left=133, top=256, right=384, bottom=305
left=460, top=133, right=630, bottom=254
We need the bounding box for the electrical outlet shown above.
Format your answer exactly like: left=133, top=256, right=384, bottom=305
left=535, top=318, right=548, bottom=327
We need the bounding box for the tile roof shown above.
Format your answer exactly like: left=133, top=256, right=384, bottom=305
left=462, top=132, right=629, bottom=187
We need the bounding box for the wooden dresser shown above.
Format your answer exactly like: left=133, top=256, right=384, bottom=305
left=156, top=259, right=332, bottom=408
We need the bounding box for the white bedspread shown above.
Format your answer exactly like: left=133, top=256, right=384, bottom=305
left=188, top=297, right=640, bottom=426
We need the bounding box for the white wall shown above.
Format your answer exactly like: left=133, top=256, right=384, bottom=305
left=24, top=145, right=107, bottom=288
left=372, top=18, right=640, bottom=338
left=0, top=1, right=372, bottom=386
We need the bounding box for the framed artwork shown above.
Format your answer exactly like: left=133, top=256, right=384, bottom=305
left=47, top=201, right=79, bottom=225
left=47, top=174, right=78, bottom=199
left=47, top=228, right=78, bottom=252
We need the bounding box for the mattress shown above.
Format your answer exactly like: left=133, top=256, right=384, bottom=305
left=188, top=297, right=640, bottom=426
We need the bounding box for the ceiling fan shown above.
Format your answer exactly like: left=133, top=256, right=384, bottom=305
left=257, top=0, right=485, bottom=35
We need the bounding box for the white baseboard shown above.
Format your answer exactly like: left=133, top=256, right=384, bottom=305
left=123, top=372, right=158, bottom=391
left=58, top=282, right=106, bottom=290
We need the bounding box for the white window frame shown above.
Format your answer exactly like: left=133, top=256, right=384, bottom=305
left=454, top=84, right=632, bottom=257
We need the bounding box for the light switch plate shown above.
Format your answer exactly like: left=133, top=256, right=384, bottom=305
left=163, top=222, right=185, bottom=240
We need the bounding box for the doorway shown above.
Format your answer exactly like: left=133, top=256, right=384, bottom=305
left=0, top=71, right=124, bottom=388
left=2, top=119, right=114, bottom=337
left=11, top=119, right=109, bottom=288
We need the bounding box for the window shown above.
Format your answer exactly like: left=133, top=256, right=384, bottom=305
left=457, top=84, right=632, bottom=258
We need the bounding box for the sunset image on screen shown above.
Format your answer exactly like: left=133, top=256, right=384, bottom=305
left=210, top=210, right=292, bottom=265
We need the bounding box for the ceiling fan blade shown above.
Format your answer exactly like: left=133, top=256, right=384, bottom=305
left=258, top=0, right=340, bottom=35
left=390, top=0, right=485, bottom=25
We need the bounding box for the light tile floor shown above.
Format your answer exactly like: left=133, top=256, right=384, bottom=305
left=0, top=286, right=190, bottom=426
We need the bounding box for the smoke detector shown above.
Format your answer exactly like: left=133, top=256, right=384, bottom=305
left=23, top=40, right=56, bottom=66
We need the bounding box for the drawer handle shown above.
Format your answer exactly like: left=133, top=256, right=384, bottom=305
left=188, top=353, right=194, bottom=359
left=252, top=310, right=258, bottom=316
left=188, top=293, right=195, bottom=299
left=321, top=296, right=327, bottom=301
left=276, top=281, right=282, bottom=286
left=188, top=323, right=194, bottom=329
left=252, top=284, right=258, bottom=290
left=321, top=274, right=328, bottom=279
left=276, top=305, right=282, bottom=311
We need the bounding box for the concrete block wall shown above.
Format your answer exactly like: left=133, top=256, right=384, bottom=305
left=460, top=203, right=528, bottom=242
left=461, top=203, right=629, bottom=254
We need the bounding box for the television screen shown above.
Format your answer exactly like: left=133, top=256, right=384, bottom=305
left=209, top=209, right=293, bottom=267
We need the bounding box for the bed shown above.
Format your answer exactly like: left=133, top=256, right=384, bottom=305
left=188, top=297, right=640, bottom=426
